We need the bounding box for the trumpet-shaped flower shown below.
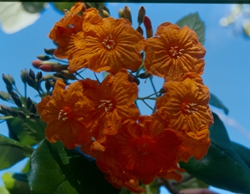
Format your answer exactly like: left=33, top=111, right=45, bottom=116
left=144, top=22, right=205, bottom=81
left=37, top=79, right=93, bottom=149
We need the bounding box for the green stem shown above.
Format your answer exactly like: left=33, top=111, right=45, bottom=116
left=0, top=116, right=14, bottom=120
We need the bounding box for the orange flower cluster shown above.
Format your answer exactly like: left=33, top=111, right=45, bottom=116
left=38, top=3, right=213, bottom=193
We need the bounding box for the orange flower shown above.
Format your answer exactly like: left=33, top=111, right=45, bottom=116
left=155, top=74, right=213, bottom=160
left=68, top=16, right=144, bottom=74
left=144, top=22, right=205, bottom=81
left=37, top=79, right=93, bottom=149
left=104, top=115, right=183, bottom=185
left=49, top=7, right=102, bottom=59
left=79, top=69, right=140, bottom=149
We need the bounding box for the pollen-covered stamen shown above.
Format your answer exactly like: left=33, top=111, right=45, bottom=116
left=169, top=46, right=184, bottom=58
left=182, top=102, right=198, bottom=114
left=102, top=34, right=115, bottom=50
left=98, top=99, right=114, bottom=112
left=58, top=106, right=74, bottom=121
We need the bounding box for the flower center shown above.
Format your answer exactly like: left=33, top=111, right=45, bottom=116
left=181, top=102, right=198, bottom=114
left=98, top=99, right=114, bottom=112
left=58, top=106, right=74, bottom=121
left=169, top=46, right=184, bottom=58
left=102, top=34, right=115, bottom=50
left=136, top=137, right=152, bottom=156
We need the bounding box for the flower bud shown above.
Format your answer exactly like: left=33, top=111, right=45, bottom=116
left=7, top=75, right=15, bottom=86
left=26, top=75, right=36, bottom=88
left=2, top=74, right=12, bottom=87
left=29, top=113, right=40, bottom=119
left=143, top=16, right=152, bottom=29
left=6, top=85, right=12, bottom=94
left=44, top=48, right=56, bottom=55
left=17, top=111, right=26, bottom=120
left=32, top=60, right=42, bottom=69
left=29, top=69, right=35, bottom=81
left=11, top=91, right=22, bottom=108
left=29, top=103, right=36, bottom=114
left=37, top=55, right=51, bottom=61
left=39, top=62, right=68, bottom=72
left=159, top=87, right=166, bottom=94
left=138, top=6, right=146, bottom=26
left=138, top=72, right=151, bottom=79
left=0, top=91, right=11, bottom=101
left=102, top=5, right=110, bottom=15
left=0, top=105, right=10, bottom=115
left=54, top=70, right=76, bottom=80
left=45, top=79, right=52, bottom=92
left=26, top=97, right=33, bottom=110
left=21, top=69, right=28, bottom=84
left=118, top=8, right=124, bottom=18
left=123, top=6, right=132, bottom=24
left=7, top=108, right=18, bottom=117
left=136, top=26, right=143, bottom=35
left=101, top=9, right=110, bottom=18
left=36, top=72, right=43, bottom=82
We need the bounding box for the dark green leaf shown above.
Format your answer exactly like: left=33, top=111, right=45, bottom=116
left=7, top=118, right=45, bottom=146
left=2, top=172, right=31, bottom=194
left=172, top=173, right=209, bottom=191
left=176, top=12, right=205, bottom=44
left=28, top=139, right=120, bottom=194
left=52, top=2, right=78, bottom=14
left=180, top=113, right=250, bottom=193
left=0, top=135, right=33, bottom=170
left=209, top=93, right=229, bottom=115
left=231, top=141, right=250, bottom=169
left=22, top=2, right=46, bottom=13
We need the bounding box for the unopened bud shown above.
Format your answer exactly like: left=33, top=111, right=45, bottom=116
left=0, top=105, right=10, bottom=115
left=37, top=55, right=51, bottom=61
left=118, top=8, right=124, bottom=18
left=17, top=111, right=26, bottom=120
left=85, top=2, right=92, bottom=9
left=21, top=69, right=28, bottom=84
left=7, top=75, right=15, bottom=86
left=7, top=108, right=18, bottom=117
left=6, top=85, right=12, bottom=94
left=29, top=103, right=36, bottom=114
left=138, top=6, right=146, bottom=25
left=136, top=26, right=143, bottom=35
left=32, top=60, right=42, bottom=69
left=102, top=5, right=110, bottom=14
left=26, top=97, right=32, bottom=110
left=29, top=69, right=35, bottom=81
left=0, top=91, right=11, bottom=101
left=159, top=87, right=166, bottom=94
left=44, top=48, right=56, bottom=55
left=124, top=6, right=132, bottom=24
left=29, top=113, right=40, bottom=119
left=11, top=91, right=22, bottom=108
left=101, top=9, right=109, bottom=18
left=146, top=28, right=153, bottom=38
left=128, top=74, right=140, bottom=85
left=54, top=70, right=77, bottom=80
left=138, top=72, right=151, bottom=79
left=2, top=74, right=12, bottom=87
left=36, top=72, right=43, bottom=82
left=143, top=16, right=152, bottom=29
left=39, top=62, right=68, bottom=72
left=45, top=79, right=52, bottom=92
left=26, top=75, right=35, bottom=88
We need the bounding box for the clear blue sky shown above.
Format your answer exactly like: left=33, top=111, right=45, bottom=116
left=1, top=3, right=250, bottom=194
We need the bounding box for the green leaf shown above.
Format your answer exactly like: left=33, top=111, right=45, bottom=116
left=209, top=93, right=229, bottom=115
left=7, top=118, right=45, bottom=146
left=172, top=173, right=209, bottom=191
left=0, top=2, right=42, bottom=34
left=176, top=12, right=205, bottom=44
left=0, top=135, right=33, bottom=170
left=52, top=2, right=78, bottom=13
left=22, top=2, right=46, bottom=13
left=180, top=113, right=250, bottom=193
left=0, top=186, right=9, bottom=194
left=2, top=172, right=31, bottom=194
left=28, top=139, right=120, bottom=194
left=231, top=141, right=250, bottom=169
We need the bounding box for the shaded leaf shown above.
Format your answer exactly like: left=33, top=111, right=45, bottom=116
left=180, top=113, right=250, bottom=193
left=176, top=12, right=205, bottom=44
left=231, top=141, right=250, bottom=169
left=0, top=135, right=33, bottom=170
left=28, top=139, right=120, bottom=194
left=22, top=2, right=46, bottom=14
left=7, top=118, right=45, bottom=146
left=2, top=172, right=31, bottom=194
left=172, top=173, right=209, bottom=191
left=209, top=93, right=229, bottom=115
left=52, top=2, right=76, bottom=14
left=0, top=2, right=41, bottom=34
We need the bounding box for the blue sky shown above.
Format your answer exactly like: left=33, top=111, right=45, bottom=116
left=0, top=3, right=250, bottom=194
